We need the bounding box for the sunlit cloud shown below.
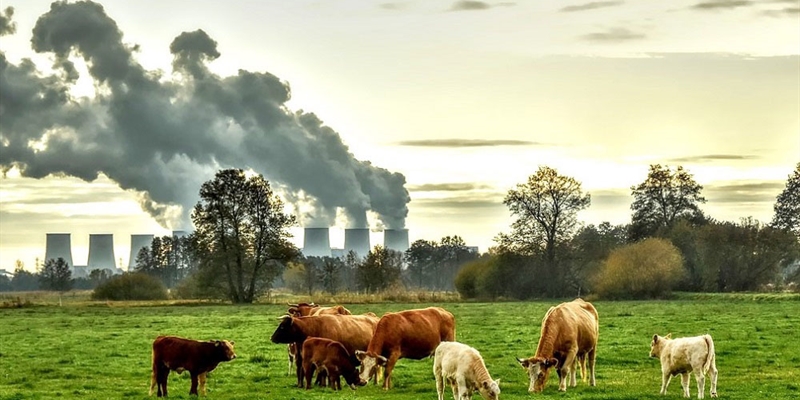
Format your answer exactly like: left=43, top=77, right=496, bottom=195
left=580, top=27, right=647, bottom=42
left=396, top=139, right=547, bottom=148
left=560, top=1, right=624, bottom=13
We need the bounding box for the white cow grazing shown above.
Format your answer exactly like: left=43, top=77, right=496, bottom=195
left=650, top=333, right=718, bottom=399
left=434, top=341, right=500, bottom=400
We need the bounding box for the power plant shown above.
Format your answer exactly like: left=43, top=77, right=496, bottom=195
left=128, top=234, right=154, bottom=270
left=343, top=228, right=371, bottom=257
left=383, top=229, right=410, bottom=253
left=44, top=233, right=74, bottom=267
left=303, top=228, right=332, bottom=257
left=87, top=234, right=117, bottom=271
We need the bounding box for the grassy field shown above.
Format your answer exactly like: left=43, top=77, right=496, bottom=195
left=1, top=296, right=798, bottom=399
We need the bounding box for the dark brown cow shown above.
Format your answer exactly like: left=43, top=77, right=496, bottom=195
left=355, top=306, right=456, bottom=390
left=302, top=338, right=367, bottom=390
left=516, top=298, right=599, bottom=393
left=271, top=313, right=379, bottom=388
left=149, top=336, right=236, bottom=397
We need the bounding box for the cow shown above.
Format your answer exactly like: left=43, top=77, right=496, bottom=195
left=286, top=302, right=352, bottom=317
left=649, top=333, right=718, bottom=399
left=355, top=306, right=456, bottom=390
left=302, top=337, right=367, bottom=390
left=270, top=313, right=379, bottom=388
left=434, top=341, right=501, bottom=400
left=516, top=298, right=598, bottom=393
left=149, top=336, right=236, bottom=397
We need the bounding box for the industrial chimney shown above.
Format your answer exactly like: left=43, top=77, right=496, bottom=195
left=44, top=233, right=74, bottom=267
left=383, top=229, right=409, bottom=253
left=128, top=234, right=154, bottom=271
left=344, top=228, right=371, bottom=257
left=87, top=234, right=117, bottom=271
left=303, top=227, right=331, bottom=257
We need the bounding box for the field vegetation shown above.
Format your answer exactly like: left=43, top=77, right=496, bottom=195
left=1, top=295, right=798, bottom=399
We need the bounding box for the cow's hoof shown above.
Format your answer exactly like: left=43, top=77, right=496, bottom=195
left=711, top=393, right=717, bottom=398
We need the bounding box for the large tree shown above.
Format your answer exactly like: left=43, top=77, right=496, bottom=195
left=191, top=169, right=299, bottom=303
left=772, top=162, right=800, bottom=239
left=629, top=164, right=706, bottom=241
left=134, top=235, right=195, bottom=288
left=39, top=257, right=72, bottom=296
left=405, top=239, right=437, bottom=289
left=498, top=166, right=591, bottom=264
left=356, top=245, right=403, bottom=293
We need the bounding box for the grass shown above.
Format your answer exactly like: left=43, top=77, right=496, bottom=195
left=0, top=296, right=798, bottom=399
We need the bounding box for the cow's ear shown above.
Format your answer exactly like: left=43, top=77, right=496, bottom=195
left=546, top=358, right=559, bottom=368
left=666, top=333, right=672, bottom=339
left=516, top=358, right=530, bottom=368
left=376, top=355, right=388, bottom=366
left=652, top=334, right=658, bottom=343
left=355, top=350, right=367, bottom=361
left=215, top=341, right=221, bottom=347
left=229, top=341, right=235, bottom=346
left=495, top=379, right=500, bottom=386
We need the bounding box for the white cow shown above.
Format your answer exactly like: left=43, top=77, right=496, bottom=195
left=434, top=341, right=500, bottom=400
left=649, top=333, right=718, bottom=399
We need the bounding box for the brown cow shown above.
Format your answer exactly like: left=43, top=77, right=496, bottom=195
left=516, top=298, right=598, bottom=393
left=302, top=337, right=367, bottom=390
left=355, top=306, right=456, bottom=390
left=149, top=336, right=236, bottom=397
left=287, top=302, right=352, bottom=317
left=271, top=313, right=379, bottom=388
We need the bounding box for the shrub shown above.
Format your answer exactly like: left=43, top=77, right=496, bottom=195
left=454, top=260, right=483, bottom=299
left=592, top=238, right=684, bottom=299
left=91, top=273, right=168, bottom=301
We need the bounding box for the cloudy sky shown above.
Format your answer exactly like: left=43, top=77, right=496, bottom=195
left=0, top=0, right=798, bottom=271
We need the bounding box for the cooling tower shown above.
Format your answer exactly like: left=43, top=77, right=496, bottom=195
left=383, top=229, right=409, bottom=253
left=128, top=234, right=154, bottom=270
left=87, top=234, right=116, bottom=271
left=44, top=233, right=74, bottom=267
left=344, top=228, right=371, bottom=257
left=172, top=230, right=188, bottom=239
left=303, top=227, right=331, bottom=257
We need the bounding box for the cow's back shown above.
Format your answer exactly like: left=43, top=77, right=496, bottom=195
left=537, top=299, right=598, bottom=358
left=373, top=307, right=455, bottom=359
left=298, top=314, right=379, bottom=355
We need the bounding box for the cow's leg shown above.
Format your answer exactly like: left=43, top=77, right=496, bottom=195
left=198, top=372, right=207, bottom=396
left=569, top=357, right=577, bottom=387
left=695, top=370, right=705, bottom=399
left=189, top=372, right=199, bottom=396
left=382, top=353, right=400, bottom=390
left=588, top=348, right=597, bottom=386
left=295, top=344, right=304, bottom=388
left=303, top=361, right=315, bottom=390
left=680, top=372, right=690, bottom=398
left=660, top=370, right=672, bottom=395
left=287, top=345, right=294, bottom=376
left=456, top=376, right=470, bottom=400
left=435, top=371, right=445, bottom=400
left=316, top=368, right=327, bottom=387
left=560, top=351, right=577, bottom=391
left=157, top=366, right=170, bottom=397
left=449, top=378, right=458, bottom=400
left=709, top=358, right=718, bottom=398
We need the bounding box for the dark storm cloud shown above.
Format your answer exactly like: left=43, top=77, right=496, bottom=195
left=408, top=182, right=494, bottom=192
left=560, top=1, right=624, bottom=12
left=691, top=0, right=753, bottom=10
left=0, top=7, right=15, bottom=35
left=704, top=181, right=784, bottom=203
left=0, top=1, right=409, bottom=230
left=580, top=27, right=646, bottom=42
left=665, top=154, right=759, bottom=163
left=396, top=139, right=543, bottom=147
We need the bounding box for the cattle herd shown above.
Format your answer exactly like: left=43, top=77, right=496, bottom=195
left=149, top=299, right=719, bottom=399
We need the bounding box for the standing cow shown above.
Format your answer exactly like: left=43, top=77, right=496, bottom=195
left=284, top=302, right=352, bottom=378
left=149, top=336, right=236, bottom=397
left=650, top=333, right=718, bottom=399
left=355, top=306, right=456, bottom=390
left=302, top=337, right=366, bottom=390
left=434, top=341, right=500, bottom=400
left=516, top=298, right=598, bottom=393
left=270, top=313, right=379, bottom=388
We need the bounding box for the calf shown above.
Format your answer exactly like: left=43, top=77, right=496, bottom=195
left=302, top=338, right=366, bottom=390
left=149, top=336, right=236, bottom=397
left=650, top=333, right=718, bottom=399
left=434, top=341, right=500, bottom=400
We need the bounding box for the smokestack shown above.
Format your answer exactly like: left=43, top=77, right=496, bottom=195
left=383, top=229, right=409, bottom=253
left=303, top=228, right=331, bottom=257
left=45, top=233, right=74, bottom=267
left=87, top=234, right=116, bottom=271
left=344, top=228, right=371, bottom=257
left=128, top=234, right=154, bottom=271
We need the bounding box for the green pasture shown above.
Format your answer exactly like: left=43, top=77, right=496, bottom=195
left=1, top=297, right=798, bottom=399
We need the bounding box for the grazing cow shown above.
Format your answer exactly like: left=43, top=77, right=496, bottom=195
left=149, top=336, right=236, bottom=397
left=287, top=302, right=352, bottom=317
left=516, top=298, right=598, bottom=393
left=302, top=337, right=367, bottom=390
left=270, top=313, right=379, bottom=388
left=355, top=306, right=456, bottom=390
left=649, top=333, right=718, bottom=399
left=434, top=341, right=501, bottom=400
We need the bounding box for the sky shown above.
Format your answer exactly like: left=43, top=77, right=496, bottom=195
left=0, top=0, right=798, bottom=272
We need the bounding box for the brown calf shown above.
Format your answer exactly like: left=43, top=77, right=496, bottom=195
left=149, top=335, right=236, bottom=397
left=302, top=338, right=367, bottom=390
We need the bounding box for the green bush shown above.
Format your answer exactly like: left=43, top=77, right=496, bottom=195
left=454, top=260, right=483, bottom=299
left=91, top=273, right=168, bottom=301
left=592, top=238, right=684, bottom=299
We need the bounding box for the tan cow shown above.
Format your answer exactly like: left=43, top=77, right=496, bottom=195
left=650, top=333, right=718, bottom=399
left=271, top=313, right=379, bottom=388
left=355, top=306, right=456, bottom=390
left=516, top=298, right=598, bottom=393
left=434, top=341, right=500, bottom=400
left=149, top=336, right=236, bottom=397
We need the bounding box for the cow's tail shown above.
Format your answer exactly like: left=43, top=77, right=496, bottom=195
left=702, top=335, right=715, bottom=374
left=149, top=348, right=157, bottom=396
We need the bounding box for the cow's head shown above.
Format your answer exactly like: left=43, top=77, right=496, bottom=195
left=270, top=315, right=302, bottom=344
left=649, top=333, right=671, bottom=358
left=355, top=350, right=387, bottom=384
left=516, top=356, right=558, bottom=393
left=341, top=361, right=369, bottom=390
left=476, top=379, right=501, bottom=400
left=214, top=340, right=236, bottom=361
